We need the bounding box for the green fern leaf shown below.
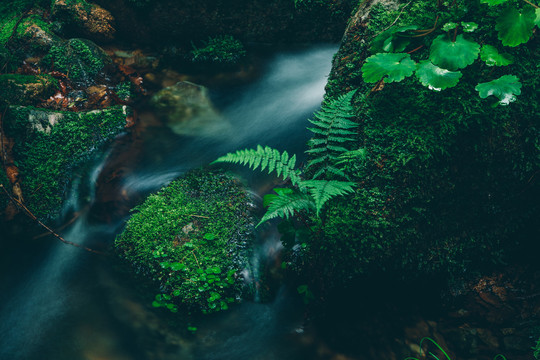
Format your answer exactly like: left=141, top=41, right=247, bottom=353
left=306, top=90, right=358, bottom=179
left=301, top=180, right=355, bottom=216
left=213, top=146, right=301, bottom=185
left=258, top=190, right=314, bottom=226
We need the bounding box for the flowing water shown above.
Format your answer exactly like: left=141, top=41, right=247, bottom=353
left=0, top=45, right=339, bottom=360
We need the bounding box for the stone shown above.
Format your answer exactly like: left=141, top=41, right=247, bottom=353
left=150, top=81, right=230, bottom=136
left=0, top=74, right=58, bottom=107
left=52, top=0, right=116, bottom=41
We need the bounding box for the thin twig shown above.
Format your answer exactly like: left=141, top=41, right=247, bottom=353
left=191, top=250, right=200, bottom=267
left=0, top=185, right=104, bottom=255
left=189, top=214, right=210, bottom=219
left=522, top=0, right=539, bottom=8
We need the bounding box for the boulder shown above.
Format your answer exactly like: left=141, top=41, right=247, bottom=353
left=0, top=74, right=58, bottom=107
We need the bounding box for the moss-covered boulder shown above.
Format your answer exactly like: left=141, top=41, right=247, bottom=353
left=0, top=74, right=58, bottom=106
left=115, top=170, right=254, bottom=314
left=51, top=0, right=116, bottom=41
left=42, top=38, right=111, bottom=85
left=297, top=0, right=540, bottom=284
left=2, top=105, right=129, bottom=220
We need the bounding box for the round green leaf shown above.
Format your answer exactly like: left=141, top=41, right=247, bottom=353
left=475, top=75, right=522, bottom=105
left=480, top=0, right=509, bottom=5
left=442, top=22, right=458, bottom=31
left=430, top=34, right=480, bottom=71
left=371, top=25, right=418, bottom=53
left=535, top=8, right=540, bottom=26
left=362, top=53, right=416, bottom=83
left=461, top=22, right=478, bottom=32
left=415, top=60, right=462, bottom=91
left=495, top=6, right=536, bottom=47
left=480, top=45, right=514, bottom=66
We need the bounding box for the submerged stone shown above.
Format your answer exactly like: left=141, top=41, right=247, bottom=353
left=115, top=169, right=255, bottom=314
left=150, top=81, right=230, bottom=136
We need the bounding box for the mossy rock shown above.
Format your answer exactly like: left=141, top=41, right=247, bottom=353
left=3, top=105, right=129, bottom=220
left=0, top=74, right=58, bottom=106
left=303, top=0, right=540, bottom=283
left=51, top=0, right=115, bottom=41
left=42, top=38, right=111, bottom=85
left=115, top=170, right=255, bottom=314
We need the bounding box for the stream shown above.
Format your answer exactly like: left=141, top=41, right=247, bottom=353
left=0, top=45, right=339, bottom=360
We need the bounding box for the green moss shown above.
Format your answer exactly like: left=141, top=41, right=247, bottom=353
left=190, top=35, right=246, bottom=64
left=0, top=0, right=51, bottom=46
left=0, top=74, right=58, bottom=106
left=42, top=38, right=111, bottom=84
left=115, top=170, right=254, bottom=314
left=4, top=105, right=128, bottom=220
left=303, top=0, right=540, bottom=284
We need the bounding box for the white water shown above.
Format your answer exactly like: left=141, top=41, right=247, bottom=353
left=0, top=44, right=336, bottom=360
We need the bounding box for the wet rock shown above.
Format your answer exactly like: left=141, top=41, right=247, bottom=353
left=41, top=38, right=111, bottom=86
left=150, top=81, right=230, bottom=136
left=52, top=0, right=116, bottom=41
left=0, top=74, right=58, bottom=106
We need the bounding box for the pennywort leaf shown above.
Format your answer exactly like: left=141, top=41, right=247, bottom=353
left=461, top=22, right=478, bottom=32
left=480, top=0, right=509, bottom=5
left=430, top=34, right=480, bottom=71
left=495, top=6, right=536, bottom=47
left=475, top=75, right=522, bottom=105
left=362, top=53, right=416, bottom=83
left=480, top=45, right=514, bottom=66
left=415, top=60, right=462, bottom=91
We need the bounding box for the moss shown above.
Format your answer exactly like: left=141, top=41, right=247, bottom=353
left=115, top=170, right=254, bottom=314
left=0, top=74, right=59, bottom=106
left=4, top=105, right=128, bottom=220
left=305, top=0, right=540, bottom=284
left=42, top=38, right=111, bottom=84
left=190, top=35, right=246, bottom=65
left=0, top=0, right=51, bottom=46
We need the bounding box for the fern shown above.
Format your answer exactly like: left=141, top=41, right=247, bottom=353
left=258, top=188, right=314, bottom=226
left=306, top=89, right=358, bottom=179
left=212, top=145, right=302, bottom=185
left=301, top=180, right=355, bottom=216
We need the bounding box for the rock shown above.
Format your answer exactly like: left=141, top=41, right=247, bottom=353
left=2, top=105, right=129, bottom=220
left=114, top=169, right=255, bottom=314
left=0, top=74, right=58, bottom=106
left=52, top=0, right=115, bottom=41
left=150, top=81, right=230, bottom=136
left=41, top=38, right=111, bottom=85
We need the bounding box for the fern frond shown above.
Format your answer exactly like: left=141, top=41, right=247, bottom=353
left=258, top=189, right=315, bottom=227
left=301, top=180, right=355, bottom=216
left=306, top=89, right=358, bottom=179
left=213, top=145, right=301, bottom=185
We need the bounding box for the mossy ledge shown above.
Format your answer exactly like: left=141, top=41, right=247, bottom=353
left=4, top=105, right=129, bottom=220
left=114, top=170, right=255, bottom=314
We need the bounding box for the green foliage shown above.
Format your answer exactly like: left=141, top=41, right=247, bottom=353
left=190, top=35, right=246, bottom=64
left=415, top=60, right=462, bottom=91
left=115, top=170, right=253, bottom=314
left=534, top=336, right=540, bottom=359
left=302, top=180, right=355, bottom=216
left=4, top=105, right=127, bottom=219
left=480, top=45, right=514, bottom=66
left=213, top=145, right=301, bottom=186
left=405, top=337, right=508, bottom=360
left=306, top=89, right=358, bottom=179
left=362, top=53, right=416, bottom=83
left=0, top=74, right=58, bottom=106
left=42, top=38, right=110, bottom=83
left=260, top=188, right=314, bottom=225
left=495, top=6, right=536, bottom=47
left=429, top=35, right=480, bottom=71
left=371, top=25, right=419, bottom=53
left=475, top=75, right=522, bottom=106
